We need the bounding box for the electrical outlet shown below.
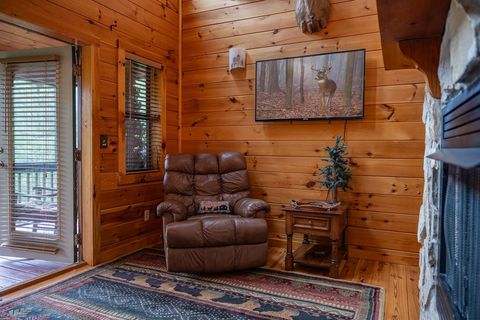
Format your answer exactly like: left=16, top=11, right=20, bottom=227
left=144, top=209, right=150, bottom=222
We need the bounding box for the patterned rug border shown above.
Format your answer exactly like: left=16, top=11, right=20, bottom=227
left=0, top=248, right=385, bottom=320
left=260, top=266, right=386, bottom=292
left=130, top=248, right=386, bottom=292
left=133, top=248, right=385, bottom=304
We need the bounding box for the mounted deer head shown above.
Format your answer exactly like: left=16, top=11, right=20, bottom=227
left=295, top=0, right=330, bottom=34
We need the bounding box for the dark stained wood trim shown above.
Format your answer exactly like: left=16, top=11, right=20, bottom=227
left=376, top=0, right=449, bottom=98
left=399, top=37, right=442, bottom=98
left=376, top=0, right=450, bottom=69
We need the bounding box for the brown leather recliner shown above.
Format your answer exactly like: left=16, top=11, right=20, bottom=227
left=156, top=151, right=270, bottom=273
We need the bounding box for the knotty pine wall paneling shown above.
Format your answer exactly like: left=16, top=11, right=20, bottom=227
left=0, top=21, right=66, bottom=51
left=0, top=0, right=180, bottom=264
left=181, top=0, right=425, bottom=265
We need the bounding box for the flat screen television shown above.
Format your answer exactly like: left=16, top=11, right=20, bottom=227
left=255, top=49, right=365, bottom=121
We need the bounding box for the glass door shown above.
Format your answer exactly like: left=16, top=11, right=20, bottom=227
left=0, top=46, right=75, bottom=263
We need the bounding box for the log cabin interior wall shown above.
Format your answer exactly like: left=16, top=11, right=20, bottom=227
left=0, top=0, right=426, bottom=266
left=0, top=21, right=67, bottom=51
left=0, top=0, right=179, bottom=264
left=181, top=0, right=425, bottom=265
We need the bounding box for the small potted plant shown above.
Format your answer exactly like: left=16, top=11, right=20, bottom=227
left=315, top=136, right=352, bottom=204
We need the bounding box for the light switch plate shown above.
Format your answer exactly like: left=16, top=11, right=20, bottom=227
left=100, top=134, right=108, bottom=149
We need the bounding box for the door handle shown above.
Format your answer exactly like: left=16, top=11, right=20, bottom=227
left=0, top=147, right=3, bottom=153
left=0, top=161, right=4, bottom=168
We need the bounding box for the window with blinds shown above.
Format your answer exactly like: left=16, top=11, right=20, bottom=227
left=125, top=58, right=162, bottom=173
left=0, top=57, right=60, bottom=248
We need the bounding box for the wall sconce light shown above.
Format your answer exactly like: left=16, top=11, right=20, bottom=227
left=229, top=47, right=246, bottom=71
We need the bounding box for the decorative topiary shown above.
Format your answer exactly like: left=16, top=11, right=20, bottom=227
left=315, top=135, right=352, bottom=204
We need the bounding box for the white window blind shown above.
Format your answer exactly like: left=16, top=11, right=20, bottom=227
left=0, top=57, right=61, bottom=250
left=125, top=58, right=162, bottom=173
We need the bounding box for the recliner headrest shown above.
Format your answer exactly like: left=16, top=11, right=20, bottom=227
left=218, top=152, right=246, bottom=173
left=195, top=153, right=219, bottom=174
left=165, top=153, right=194, bottom=174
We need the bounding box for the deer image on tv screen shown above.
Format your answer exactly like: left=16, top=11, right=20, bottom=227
left=311, top=63, right=337, bottom=110
left=255, top=50, right=365, bottom=121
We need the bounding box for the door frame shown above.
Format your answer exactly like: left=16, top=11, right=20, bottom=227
left=79, top=45, right=99, bottom=266
left=0, top=16, right=101, bottom=295
left=0, top=15, right=110, bottom=267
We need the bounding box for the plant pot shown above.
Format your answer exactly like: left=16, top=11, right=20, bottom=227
left=326, top=187, right=339, bottom=204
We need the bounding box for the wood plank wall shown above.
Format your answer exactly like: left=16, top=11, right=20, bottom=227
left=0, top=0, right=179, bottom=264
left=181, top=0, right=425, bottom=265
left=0, top=21, right=66, bottom=51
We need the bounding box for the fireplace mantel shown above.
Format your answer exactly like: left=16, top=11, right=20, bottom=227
left=376, top=0, right=451, bottom=98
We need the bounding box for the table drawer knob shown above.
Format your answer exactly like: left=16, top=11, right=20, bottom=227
left=308, top=220, right=313, bottom=225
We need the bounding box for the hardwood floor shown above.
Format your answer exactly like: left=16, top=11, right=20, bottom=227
left=1, top=248, right=420, bottom=320
left=0, top=256, right=69, bottom=290
left=266, top=247, right=420, bottom=320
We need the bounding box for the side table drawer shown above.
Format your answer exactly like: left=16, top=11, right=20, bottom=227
left=293, top=216, right=330, bottom=231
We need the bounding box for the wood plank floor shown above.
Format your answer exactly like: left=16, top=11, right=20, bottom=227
left=266, top=247, right=420, bottom=320
left=0, top=256, right=69, bottom=290
left=1, top=248, right=420, bottom=320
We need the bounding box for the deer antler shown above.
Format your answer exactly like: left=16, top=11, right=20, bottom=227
left=311, top=65, right=321, bottom=72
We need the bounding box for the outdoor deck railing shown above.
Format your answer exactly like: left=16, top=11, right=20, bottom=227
left=13, top=162, right=57, bottom=206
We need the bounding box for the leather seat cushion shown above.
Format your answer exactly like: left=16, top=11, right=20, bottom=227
left=166, top=215, right=267, bottom=249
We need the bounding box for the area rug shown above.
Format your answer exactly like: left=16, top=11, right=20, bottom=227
left=0, top=248, right=384, bottom=320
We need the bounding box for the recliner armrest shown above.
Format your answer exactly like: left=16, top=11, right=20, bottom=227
left=234, top=198, right=270, bottom=218
left=156, top=199, right=188, bottom=222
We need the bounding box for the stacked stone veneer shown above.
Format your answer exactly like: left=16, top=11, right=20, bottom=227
left=418, top=1, right=480, bottom=319
left=418, top=91, right=441, bottom=319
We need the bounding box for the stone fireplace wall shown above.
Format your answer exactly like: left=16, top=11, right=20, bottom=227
left=419, top=1, right=480, bottom=318
left=418, top=90, right=441, bottom=319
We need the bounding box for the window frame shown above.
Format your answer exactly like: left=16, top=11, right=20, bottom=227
left=117, top=49, right=167, bottom=183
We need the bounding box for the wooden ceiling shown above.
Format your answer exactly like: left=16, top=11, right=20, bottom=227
left=0, top=21, right=66, bottom=51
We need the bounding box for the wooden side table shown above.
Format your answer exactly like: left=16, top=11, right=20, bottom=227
left=283, top=204, right=348, bottom=277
